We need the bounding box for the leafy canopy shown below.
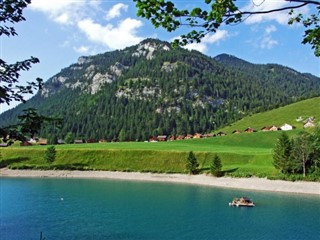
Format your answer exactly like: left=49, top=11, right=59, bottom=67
left=1, top=108, right=62, bottom=143
left=0, top=0, right=43, bottom=105
left=273, top=127, right=320, bottom=177
left=134, top=0, right=320, bottom=56
left=0, top=0, right=49, bottom=144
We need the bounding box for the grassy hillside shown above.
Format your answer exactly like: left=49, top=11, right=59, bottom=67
left=219, top=97, right=320, bottom=134
left=0, top=97, right=319, bottom=180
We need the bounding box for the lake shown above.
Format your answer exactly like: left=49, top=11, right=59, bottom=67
left=1, top=177, right=319, bottom=240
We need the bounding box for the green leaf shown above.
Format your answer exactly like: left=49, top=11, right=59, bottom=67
left=191, top=8, right=202, bottom=17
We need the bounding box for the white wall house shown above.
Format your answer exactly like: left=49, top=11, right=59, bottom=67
left=304, top=121, right=315, bottom=128
left=280, top=123, right=294, bottom=131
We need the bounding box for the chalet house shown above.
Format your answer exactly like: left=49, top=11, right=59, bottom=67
left=74, top=139, right=84, bottom=144
left=244, top=127, right=255, bottom=133
left=203, top=133, right=216, bottom=138
left=232, top=130, right=241, bottom=134
left=304, top=116, right=315, bottom=123
left=99, top=139, right=107, bottom=143
left=38, top=138, right=48, bottom=145
left=217, top=132, right=227, bottom=136
left=303, top=117, right=315, bottom=128
left=193, top=133, right=203, bottom=139
left=149, top=136, right=158, bottom=142
left=28, top=138, right=37, bottom=144
left=169, top=135, right=175, bottom=141
left=176, top=135, right=185, bottom=140
left=87, top=138, right=97, bottom=143
left=280, top=123, right=294, bottom=131
left=304, top=120, right=315, bottom=128
left=261, top=126, right=270, bottom=132
left=20, top=141, right=32, bottom=146
left=185, top=134, right=193, bottom=139
left=269, top=125, right=279, bottom=131
left=157, top=135, right=167, bottom=141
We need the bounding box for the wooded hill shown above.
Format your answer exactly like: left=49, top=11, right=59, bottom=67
left=0, top=39, right=319, bottom=141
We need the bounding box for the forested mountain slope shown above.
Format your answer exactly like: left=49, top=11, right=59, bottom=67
left=1, top=39, right=319, bottom=141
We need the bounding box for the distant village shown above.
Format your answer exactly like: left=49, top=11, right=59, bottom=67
left=149, top=116, right=316, bottom=142
left=1, top=117, right=316, bottom=147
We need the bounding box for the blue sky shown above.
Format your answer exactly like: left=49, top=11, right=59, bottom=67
left=1, top=0, right=319, bottom=113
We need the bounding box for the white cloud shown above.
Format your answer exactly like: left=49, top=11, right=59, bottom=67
left=30, top=1, right=145, bottom=51
left=175, top=30, right=230, bottom=53
left=106, top=3, right=128, bottom=20
left=203, top=30, right=229, bottom=44
left=249, top=25, right=278, bottom=49
left=184, top=42, right=208, bottom=53
left=242, top=0, right=296, bottom=25
left=74, top=45, right=90, bottom=54
left=30, top=0, right=86, bottom=25
left=265, top=25, right=277, bottom=34
left=260, top=36, right=278, bottom=49
left=77, top=18, right=144, bottom=50
left=260, top=25, right=278, bottom=49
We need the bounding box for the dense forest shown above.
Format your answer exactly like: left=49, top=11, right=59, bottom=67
left=1, top=39, right=319, bottom=142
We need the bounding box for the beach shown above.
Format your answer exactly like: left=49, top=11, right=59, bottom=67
left=1, top=168, right=319, bottom=195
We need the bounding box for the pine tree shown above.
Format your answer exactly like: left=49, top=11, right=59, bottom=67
left=186, top=151, right=198, bottom=175
left=273, top=132, right=293, bottom=174
left=210, top=154, right=222, bottom=177
left=119, top=128, right=126, bottom=142
left=44, top=146, right=56, bottom=165
left=64, top=132, right=74, bottom=144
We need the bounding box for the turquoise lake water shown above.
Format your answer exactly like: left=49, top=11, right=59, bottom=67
left=1, top=177, right=319, bottom=240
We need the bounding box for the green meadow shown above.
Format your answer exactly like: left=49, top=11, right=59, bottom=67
left=0, top=131, right=284, bottom=177
left=1, top=97, right=319, bottom=179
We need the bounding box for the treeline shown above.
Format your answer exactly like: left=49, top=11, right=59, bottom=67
left=273, top=126, right=320, bottom=178
left=1, top=39, right=320, bottom=141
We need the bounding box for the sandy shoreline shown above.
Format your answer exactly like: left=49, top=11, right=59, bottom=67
left=1, top=168, right=319, bottom=195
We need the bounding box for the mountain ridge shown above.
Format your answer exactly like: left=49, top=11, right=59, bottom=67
left=1, top=38, right=319, bottom=141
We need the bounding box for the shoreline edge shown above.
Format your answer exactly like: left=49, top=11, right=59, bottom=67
left=1, top=168, right=319, bottom=195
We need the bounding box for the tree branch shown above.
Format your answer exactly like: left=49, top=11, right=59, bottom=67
left=285, top=0, right=320, bottom=5
left=239, top=2, right=310, bottom=15
left=174, top=2, right=312, bottom=28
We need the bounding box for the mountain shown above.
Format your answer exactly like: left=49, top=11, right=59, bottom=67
left=214, top=53, right=320, bottom=85
left=1, top=39, right=319, bottom=141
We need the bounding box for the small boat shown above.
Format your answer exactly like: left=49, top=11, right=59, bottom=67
left=229, top=197, right=255, bottom=207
